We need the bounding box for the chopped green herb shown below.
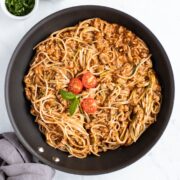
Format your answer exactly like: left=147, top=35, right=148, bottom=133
left=5, top=0, right=35, bottom=16
left=69, top=98, right=80, bottom=116
left=59, top=90, right=76, bottom=100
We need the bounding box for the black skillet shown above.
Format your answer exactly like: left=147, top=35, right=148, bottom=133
left=5, top=6, right=174, bottom=175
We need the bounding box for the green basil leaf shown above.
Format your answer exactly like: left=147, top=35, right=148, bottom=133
left=69, top=98, right=80, bottom=116
left=60, top=90, right=76, bottom=100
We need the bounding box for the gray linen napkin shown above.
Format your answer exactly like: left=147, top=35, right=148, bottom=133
left=0, top=132, right=55, bottom=180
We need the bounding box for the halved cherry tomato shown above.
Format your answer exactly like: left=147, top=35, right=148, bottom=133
left=68, top=78, right=83, bottom=94
left=82, top=72, right=97, bottom=89
left=81, top=98, right=97, bottom=114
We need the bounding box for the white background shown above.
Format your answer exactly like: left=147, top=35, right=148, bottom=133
left=0, top=0, right=180, bottom=179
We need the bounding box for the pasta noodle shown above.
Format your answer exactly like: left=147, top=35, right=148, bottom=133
left=24, top=18, right=161, bottom=158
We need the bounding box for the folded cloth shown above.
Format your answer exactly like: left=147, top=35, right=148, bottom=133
left=0, top=132, right=55, bottom=180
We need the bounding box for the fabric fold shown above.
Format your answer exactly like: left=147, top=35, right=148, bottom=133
left=0, top=132, right=55, bottom=180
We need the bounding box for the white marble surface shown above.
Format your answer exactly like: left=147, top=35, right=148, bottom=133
left=0, top=0, right=180, bottom=179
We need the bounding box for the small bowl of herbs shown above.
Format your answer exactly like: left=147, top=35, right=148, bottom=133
left=0, top=0, right=38, bottom=19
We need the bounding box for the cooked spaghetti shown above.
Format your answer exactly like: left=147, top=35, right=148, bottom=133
left=24, top=18, right=161, bottom=158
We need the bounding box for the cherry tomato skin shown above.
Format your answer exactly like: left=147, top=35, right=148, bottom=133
left=81, top=98, right=97, bottom=114
left=68, top=78, right=83, bottom=94
left=82, top=72, right=97, bottom=89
